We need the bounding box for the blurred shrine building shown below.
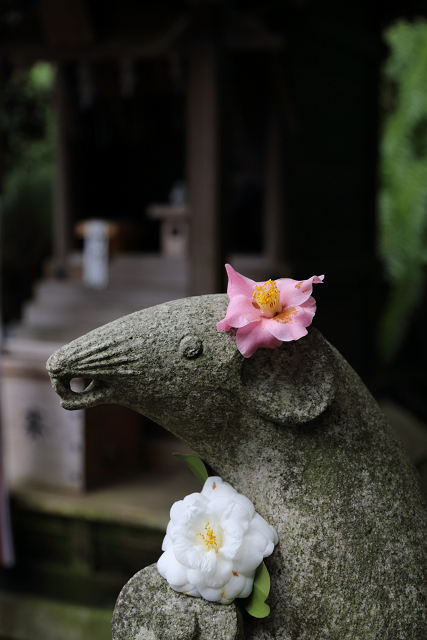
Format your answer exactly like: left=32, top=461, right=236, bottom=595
left=1, top=0, right=300, bottom=496
left=0, top=1, right=420, bottom=637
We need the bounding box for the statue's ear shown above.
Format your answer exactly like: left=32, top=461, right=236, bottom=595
left=238, top=328, right=338, bottom=426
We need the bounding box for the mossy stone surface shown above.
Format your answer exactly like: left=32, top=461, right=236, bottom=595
left=48, top=294, right=427, bottom=639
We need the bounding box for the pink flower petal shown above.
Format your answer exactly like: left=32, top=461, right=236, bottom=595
left=219, top=294, right=261, bottom=329
left=225, top=264, right=256, bottom=300
left=265, top=317, right=307, bottom=342
left=216, top=319, right=231, bottom=331
left=300, top=295, right=316, bottom=313
left=300, top=297, right=316, bottom=315
left=265, top=303, right=316, bottom=342
left=276, top=274, right=324, bottom=308
left=236, top=321, right=281, bottom=358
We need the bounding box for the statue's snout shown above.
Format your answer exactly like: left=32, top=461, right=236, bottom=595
left=46, top=295, right=233, bottom=416
left=48, top=372, right=114, bottom=410
left=45, top=320, right=139, bottom=410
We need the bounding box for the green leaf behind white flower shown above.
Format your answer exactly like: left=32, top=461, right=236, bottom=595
left=242, top=561, right=271, bottom=618
left=172, top=453, right=209, bottom=485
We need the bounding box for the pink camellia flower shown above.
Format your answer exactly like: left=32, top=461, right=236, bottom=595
left=217, top=264, right=324, bottom=358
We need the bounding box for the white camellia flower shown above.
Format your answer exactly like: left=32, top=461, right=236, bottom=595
left=157, top=476, right=278, bottom=604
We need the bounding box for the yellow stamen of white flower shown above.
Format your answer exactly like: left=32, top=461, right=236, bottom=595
left=197, top=522, right=220, bottom=552
left=253, top=279, right=282, bottom=318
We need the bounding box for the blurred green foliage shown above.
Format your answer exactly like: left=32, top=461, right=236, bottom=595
left=1, top=61, right=54, bottom=324
left=379, top=19, right=427, bottom=360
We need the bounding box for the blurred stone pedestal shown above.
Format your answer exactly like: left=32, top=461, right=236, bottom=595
left=146, top=204, right=191, bottom=259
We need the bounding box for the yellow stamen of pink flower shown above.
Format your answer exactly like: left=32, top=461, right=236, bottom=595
left=253, top=279, right=282, bottom=318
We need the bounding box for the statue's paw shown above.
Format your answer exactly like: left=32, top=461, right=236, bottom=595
left=112, top=564, right=245, bottom=640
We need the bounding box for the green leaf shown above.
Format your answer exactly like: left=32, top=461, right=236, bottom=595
left=242, top=562, right=271, bottom=618
left=172, top=453, right=209, bottom=485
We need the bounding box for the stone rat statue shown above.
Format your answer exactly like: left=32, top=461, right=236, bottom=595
left=46, top=294, right=427, bottom=639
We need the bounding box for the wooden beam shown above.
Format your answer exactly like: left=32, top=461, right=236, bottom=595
left=186, top=37, right=222, bottom=295
left=4, top=10, right=282, bottom=65
left=37, top=0, right=94, bottom=48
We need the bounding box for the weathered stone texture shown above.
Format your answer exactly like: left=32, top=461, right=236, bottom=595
left=112, top=564, right=244, bottom=640
left=47, top=294, right=427, bottom=639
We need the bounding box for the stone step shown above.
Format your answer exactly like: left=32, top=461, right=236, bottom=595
left=109, top=253, right=189, bottom=286
left=22, top=290, right=184, bottom=329
left=31, top=280, right=186, bottom=307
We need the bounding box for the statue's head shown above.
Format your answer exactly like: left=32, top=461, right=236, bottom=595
left=47, top=294, right=337, bottom=437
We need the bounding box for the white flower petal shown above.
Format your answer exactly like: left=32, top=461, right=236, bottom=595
left=172, top=493, right=208, bottom=527
left=201, top=476, right=223, bottom=498
left=207, top=481, right=234, bottom=498
left=210, top=554, right=233, bottom=587
left=182, top=493, right=209, bottom=513
left=171, top=537, right=192, bottom=567
left=225, top=491, right=255, bottom=519
left=263, top=538, right=275, bottom=558
left=189, top=546, right=218, bottom=573
left=237, top=572, right=257, bottom=598
left=161, top=535, right=172, bottom=552
left=210, top=483, right=255, bottom=519
left=170, top=499, right=186, bottom=524
left=219, top=519, right=245, bottom=559
left=187, top=568, right=208, bottom=587
left=197, top=585, right=223, bottom=602
left=173, top=537, right=200, bottom=569
left=210, top=497, right=250, bottom=529
left=173, top=506, right=209, bottom=540
left=250, top=512, right=278, bottom=545
left=187, top=554, right=232, bottom=589
left=222, top=572, right=246, bottom=600
left=157, top=548, right=191, bottom=591
left=166, top=520, right=175, bottom=539
left=233, top=529, right=271, bottom=573
left=156, top=548, right=171, bottom=580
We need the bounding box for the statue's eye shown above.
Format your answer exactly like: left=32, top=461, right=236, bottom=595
left=180, top=335, right=203, bottom=360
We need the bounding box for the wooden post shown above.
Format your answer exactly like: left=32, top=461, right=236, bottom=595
left=186, top=37, right=222, bottom=295
left=263, top=113, right=286, bottom=275
left=52, top=64, right=71, bottom=278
